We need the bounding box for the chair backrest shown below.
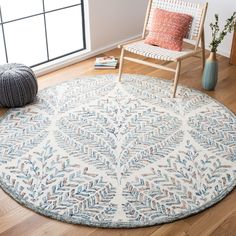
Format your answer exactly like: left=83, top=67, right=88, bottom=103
left=143, top=0, right=208, bottom=44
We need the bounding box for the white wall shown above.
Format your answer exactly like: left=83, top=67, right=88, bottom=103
left=88, top=0, right=147, bottom=51
left=189, top=0, right=236, bottom=57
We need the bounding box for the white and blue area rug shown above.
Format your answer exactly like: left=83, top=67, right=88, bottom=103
left=0, top=74, right=236, bottom=228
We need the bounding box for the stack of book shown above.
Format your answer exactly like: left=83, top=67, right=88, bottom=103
left=94, top=56, right=118, bottom=69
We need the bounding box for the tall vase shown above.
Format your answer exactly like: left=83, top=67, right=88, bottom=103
left=202, top=52, right=218, bottom=91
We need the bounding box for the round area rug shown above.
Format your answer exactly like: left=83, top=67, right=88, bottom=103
left=0, top=74, right=236, bottom=228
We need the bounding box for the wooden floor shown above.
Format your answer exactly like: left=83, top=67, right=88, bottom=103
left=0, top=48, right=236, bottom=236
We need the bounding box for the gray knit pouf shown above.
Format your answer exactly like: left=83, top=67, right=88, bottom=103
left=0, top=63, right=38, bottom=108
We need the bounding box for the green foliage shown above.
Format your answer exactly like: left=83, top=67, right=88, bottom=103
left=209, top=12, right=236, bottom=52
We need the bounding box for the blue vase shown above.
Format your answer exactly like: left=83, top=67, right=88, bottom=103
left=202, top=52, right=218, bottom=91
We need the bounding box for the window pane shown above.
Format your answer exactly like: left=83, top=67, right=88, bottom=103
left=0, top=27, right=7, bottom=64
left=1, top=0, right=43, bottom=22
left=46, top=6, right=84, bottom=59
left=4, top=16, right=48, bottom=66
left=44, top=0, right=81, bottom=11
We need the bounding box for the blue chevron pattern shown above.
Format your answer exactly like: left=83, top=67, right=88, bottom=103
left=0, top=74, right=236, bottom=228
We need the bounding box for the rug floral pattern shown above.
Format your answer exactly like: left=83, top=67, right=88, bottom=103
left=0, top=74, right=236, bottom=227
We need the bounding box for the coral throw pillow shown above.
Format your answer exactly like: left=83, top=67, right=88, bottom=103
left=145, top=8, right=193, bottom=51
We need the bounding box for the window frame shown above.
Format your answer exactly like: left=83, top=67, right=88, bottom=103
left=0, top=0, right=86, bottom=67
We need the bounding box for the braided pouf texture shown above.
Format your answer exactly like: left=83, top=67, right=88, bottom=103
left=0, top=63, right=38, bottom=108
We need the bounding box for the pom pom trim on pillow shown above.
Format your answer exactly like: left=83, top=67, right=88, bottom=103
left=145, top=8, right=193, bottom=51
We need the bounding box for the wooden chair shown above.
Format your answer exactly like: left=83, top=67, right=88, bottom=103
left=118, top=0, right=208, bottom=98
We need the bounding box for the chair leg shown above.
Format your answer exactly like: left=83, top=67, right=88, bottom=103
left=172, top=61, right=181, bottom=98
left=201, top=30, right=206, bottom=69
left=118, top=48, right=125, bottom=82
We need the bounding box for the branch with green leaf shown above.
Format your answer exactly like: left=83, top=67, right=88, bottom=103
left=209, top=12, right=236, bottom=52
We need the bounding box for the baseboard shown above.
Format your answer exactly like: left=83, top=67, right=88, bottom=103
left=34, top=34, right=230, bottom=77
left=34, top=34, right=142, bottom=77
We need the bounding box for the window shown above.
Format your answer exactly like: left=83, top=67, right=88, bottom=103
left=0, top=0, right=86, bottom=67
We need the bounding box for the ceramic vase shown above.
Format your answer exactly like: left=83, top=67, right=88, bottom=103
left=202, top=52, right=218, bottom=91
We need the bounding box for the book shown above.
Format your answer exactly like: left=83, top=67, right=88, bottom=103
left=95, top=61, right=117, bottom=67
left=94, top=66, right=117, bottom=69
left=95, top=56, right=118, bottom=69
left=95, top=56, right=117, bottom=65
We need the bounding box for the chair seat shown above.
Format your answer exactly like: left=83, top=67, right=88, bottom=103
left=124, top=40, right=194, bottom=61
